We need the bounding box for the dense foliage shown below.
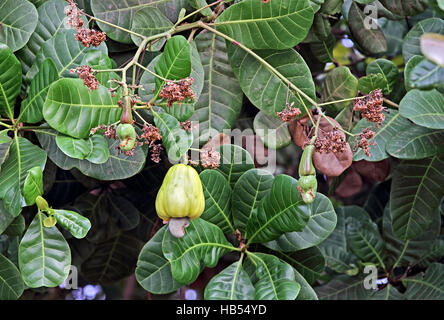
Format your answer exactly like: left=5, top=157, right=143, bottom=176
left=0, top=0, right=443, bottom=300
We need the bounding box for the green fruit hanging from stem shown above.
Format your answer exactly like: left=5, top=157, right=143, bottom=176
left=297, top=144, right=317, bottom=204
left=116, top=123, right=137, bottom=151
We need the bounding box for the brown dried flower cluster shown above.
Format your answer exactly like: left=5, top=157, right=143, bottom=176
left=353, top=89, right=386, bottom=127
left=159, top=77, right=196, bottom=107
left=70, top=65, right=99, bottom=91
left=90, top=124, right=117, bottom=139
left=66, top=0, right=106, bottom=48
left=276, top=102, right=302, bottom=122
left=200, top=148, right=221, bottom=169
left=140, top=123, right=163, bottom=163
left=354, top=128, right=376, bottom=157
left=314, top=128, right=347, bottom=154
left=180, top=121, right=192, bottom=132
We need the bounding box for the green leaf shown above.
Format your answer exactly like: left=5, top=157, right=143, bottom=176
left=405, top=55, right=427, bottom=91
left=204, top=261, right=255, bottom=300
left=154, top=35, right=191, bottom=94
left=43, top=78, right=121, bottom=139
left=383, top=206, right=440, bottom=269
left=378, top=18, right=408, bottom=57
left=403, top=18, right=444, bottom=63
left=154, top=112, right=192, bottom=162
left=232, top=168, right=274, bottom=236
left=390, top=156, right=444, bottom=240
left=0, top=200, right=15, bottom=235
left=80, top=50, right=117, bottom=87
left=16, top=0, right=84, bottom=78
left=293, top=268, right=318, bottom=300
left=248, top=253, right=300, bottom=300
left=228, top=43, right=316, bottom=117
left=246, top=175, right=310, bottom=244
left=346, top=217, right=385, bottom=266
left=0, top=254, right=24, bottom=300
left=315, top=275, right=382, bottom=300
left=321, top=66, right=358, bottom=115
left=18, top=212, right=71, bottom=288
left=136, top=226, right=182, bottom=294
left=415, top=238, right=444, bottom=268
left=410, top=59, right=444, bottom=90
left=403, top=263, right=444, bottom=299
left=56, top=134, right=91, bottom=160
left=52, top=209, right=91, bottom=239
left=215, top=144, right=255, bottom=189
left=0, top=0, right=38, bottom=52
left=0, top=130, right=11, bottom=167
left=309, top=33, right=336, bottom=63
left=347, top=2, right=387, bottom=55
left=199, top=169, right=235, bottom=234
left=162, top=218, right=234, bottom=284
left=215, top=0, right=314, bottom=50
left=191, top=32, right=243, bottom=140
left=19, top=59, right=58, bottom=123
left=421, top=33, right=444, bottom=67
left=23, top=166, right=43, bottom=206
left=4, top=215, right=25, bottom=237
left=90, top=0, right=188, bottom=44
left=0, top=137, right=47, bottom=216
left=130, top=7, right=173, bottom=50
left=0, top=43, right=22, bottom=120
left=399, top=89, right=444, bottom=129
left=366, top=59, right=399, bottom=94
left=386, top=124, right=444, bottom=159
left=37, top=129, right=147, bottom=181
left=189, top=0, right=212, bottom=16
left=275, top=247, right=325, bottom=285
left=263, top=193, right=337, bottom=251
left=379, top=0, right=428, bottom=16
left=85, top=135, right=110, bottom=164
left=350, top=110, right=411, bottom=162
left=358, top=73, right=388, bottom=95
left=28, top=29, right=108, bottom=80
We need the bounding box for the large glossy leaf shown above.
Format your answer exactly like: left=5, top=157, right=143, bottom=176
left=162, top=218, right=234, bottom=284
left=247, top=253, right=300, bottom=300
left=383, top=205, right=439, bottom=269
left=415, top=238, right=444, bottom=268
left=0, top=130, right=11, bottom=167
left=263, top=193, right=337, bottom=252
left=293, top=268, right=318, bottom=300
left=403, top=263, right=444, bottom=299
left=366, top=59, right=399, bottom=94
left=16, top=0, right=82, bottom=77
left=154, top=112, right=192, bottom=162
left=23, top=166, right=43, bottom=206
left=386, top=124, right=444, bottom=160
left=215, top=0, right=314, bottom=50
left=204, top=261, right=255, bottom=300
left=199, top=169, right=235, bottom=234
left=321, top=66, right=358, bottom=115
left=18, top=212, right=71, bottom=288
left=399, top=89, right=444, bottom=129
left=0, top=0, right=38, bottom=52
left=405, top=55, right=425, bottom=91
left=379, top=0, right=428, bottom=16
left=0, top=137, right=47, bottom=216
left=410, top=59, right=444, bottom=90
left=348, top=2, right=387, bottom=55
left=43, top=78, right=121, bottom=139
left=191, top=32, right=243, bottom=140
left=0, top=200, right=15, bottom=235
left=215, top=144, right=255, bottom=189
left=56, top=134, right=91, bottom=160
left=315, top=275, right=384, bottom=300
left=19, top=59, right=58, bottom=123
left=81, top=232, right=142, bottom=284
left=253, top=111, right=292, bottom=149
left=350, top=110, right=411, bottom=162
left=52, top=209, right=91, bottom=239
left=28, top=29, right=108, bottom=80
left=358, top=74, right=388, bottom=95
left=0, top=43, right=22, bottom=120
left=37, top=129, right=147, bottom=181
left=0, top=254, right=24, bottom=300
left=91, top=0, right=188, bottom=44
left=246, top=175, right=310, bottom=244
left=390, top=156, right=444, bottom=240
left=403, top=18, right=444, bottom=63
left=232, top=168, right=274, bottom=236
left=378, top=18, right=408, bottom=57
left=130, top=7, right=172, bottom=49
left=136, top=226, right=182, bottom=294
left=227, top=43, right=316, bottom=117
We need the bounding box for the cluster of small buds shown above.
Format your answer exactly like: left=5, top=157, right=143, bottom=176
left=139, top=123, right=163, bottom=163
left=159, top=77, right=196, bottom=107
left=276, top=102, right=302, bottom=122
left=353, top=127, right=376, bottom=157
left=180, top=121, right=192, bottom=132
left=90, top=124, right=117, bottom=139
left=200, top=148, right=221, bottom=169
left=314, top=128, right=347, bottom=154
left=70, top=65, right=99, bottom=91
left=65, top=0, right=106, bottom=48
left=353, top=89, right=386, bottom=127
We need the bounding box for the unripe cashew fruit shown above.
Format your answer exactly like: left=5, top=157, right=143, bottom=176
left=116, top=123, right=136, bottom=151
left=155, top=164, right=205, bottom=237
left=298, top=144, right=317, bottom=204
left=298, top=145, right=315, bottom=177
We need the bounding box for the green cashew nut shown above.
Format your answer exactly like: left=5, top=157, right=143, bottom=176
left=116, top=123, right=137, bottom=151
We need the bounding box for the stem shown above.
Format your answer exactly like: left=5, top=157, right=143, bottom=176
left=82, top=12, right=146, bottom=40
left=317, top=96, right=364, bottom=107
left=93, top=68, right=123, bottom=73
left=383, top=98, right=399, bottom=109
left=0, top=121, right=12, bottom=129
left=175, top=0, right=224, bottom=26
left=134, top=62, right=169, bottom=82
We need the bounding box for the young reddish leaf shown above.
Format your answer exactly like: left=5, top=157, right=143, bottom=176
left=354, top=159, right=390, bottom=182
